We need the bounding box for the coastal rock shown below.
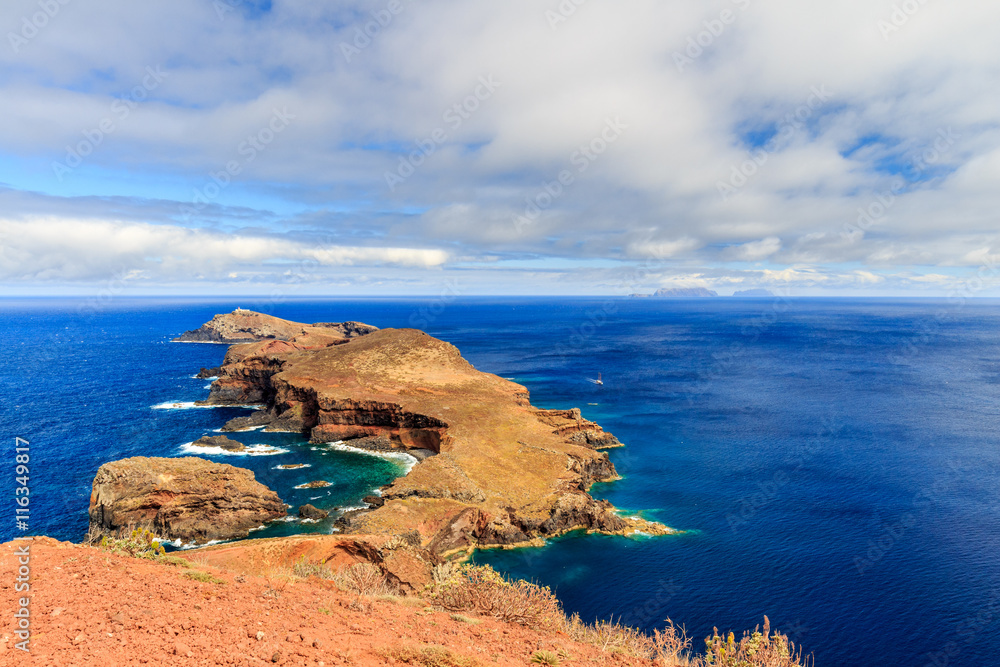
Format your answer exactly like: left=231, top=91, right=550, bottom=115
left=298, top=504, right=329, bottom=520
left=186, top=311, right=671, bottom=554
left=193, top=435, right=245, bottom=452
left=346, top=434, right=394, bottom=451
left=567, top=429, right=623, bottom=449
left=363, top=495, right=385, bottom=507
left=221, top=410, right=274, bottom=432
left=88, top=457, right=286, bottom=544
left=310, top=321, right=380, bottom=338
left=196, top=366, right=222, bottom=378
left=298, top=480, right=331, bottom=489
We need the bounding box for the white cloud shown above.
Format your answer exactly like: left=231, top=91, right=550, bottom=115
left=0, top=217, right=449, bottom=282
left=626, top=238, right=702, bottom=260
left=726, top=237, right=782, bottom=261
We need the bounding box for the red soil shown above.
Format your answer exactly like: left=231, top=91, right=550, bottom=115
left=1, top=537, right=651, bottom=666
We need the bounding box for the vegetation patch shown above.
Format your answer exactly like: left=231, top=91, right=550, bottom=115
left=379, top=645, right=480, bottom=667
left=182, top=570, right=226, bottom=585
left=428, top=563, right=810, bottom=666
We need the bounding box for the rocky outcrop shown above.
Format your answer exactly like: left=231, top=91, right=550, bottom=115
left=193, top=435, right=245, bottom=452
left=298, top=481, right=331, bottom=489
left=221, top=410, right=274, bottom=431
left=188, top=312, right=675, bottom=555
left=196, top=366, right=222, bottom=378
left=298, top=504, right=329, bottom=520
left=173, top=309, right=378, bottom=344
left=533, top=408, right=623, bottom=449
left=88, top=457, right=286, bottom=544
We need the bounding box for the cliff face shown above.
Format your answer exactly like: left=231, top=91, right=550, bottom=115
left=88, top=457, right=287, bottom=544
left=195, top=316, right=672, bottom=555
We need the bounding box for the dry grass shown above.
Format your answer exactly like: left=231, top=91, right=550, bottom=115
left=427, top=564, right=810, bottom=666
left=182, top=570, right=226, bottom=585
left=428, top=564, right=563, bottom=631
left=292, top=557, right=334, bottom=580
left=332, top=562, right=398, bottom=597
left=378, top=645, right=480, bottom=667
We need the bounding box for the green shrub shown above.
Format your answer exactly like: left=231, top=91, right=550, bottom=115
left=703, top=617, right=811, bottom=667
left=97, top=526, right=167, bottom=560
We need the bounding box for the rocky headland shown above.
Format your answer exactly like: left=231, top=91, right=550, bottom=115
left=185, top=309, right=672, bottom=556
left=92, top=309, right=671, bottom=560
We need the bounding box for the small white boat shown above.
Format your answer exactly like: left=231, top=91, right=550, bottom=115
left=594, top=372, right=603, bottom=386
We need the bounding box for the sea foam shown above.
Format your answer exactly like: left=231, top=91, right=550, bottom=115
left=152, top=401, right=263, bottom=410
left=179, top=442, right=289, bottom=456
left=323, top=441, right=419, bottom=474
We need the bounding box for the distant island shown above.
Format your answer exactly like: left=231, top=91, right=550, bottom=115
left=630, top=287, right=718, bottom=298
left=630, top=287, right=777, bottom=298
left=732, top=288, right=775, bottom=297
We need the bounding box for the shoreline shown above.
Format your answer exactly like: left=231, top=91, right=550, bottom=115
left=98, top=309, right=679, bottom=563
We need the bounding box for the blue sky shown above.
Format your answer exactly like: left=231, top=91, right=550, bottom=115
left=1, top=0, right=998, bottom=296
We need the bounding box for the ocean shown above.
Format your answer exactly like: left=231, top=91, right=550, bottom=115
left=2, top=296, right=999, bottom=665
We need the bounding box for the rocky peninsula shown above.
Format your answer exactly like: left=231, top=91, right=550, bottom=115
left=93, top=309, right=672, bottom=558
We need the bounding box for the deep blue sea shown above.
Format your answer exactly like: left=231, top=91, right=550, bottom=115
left=3, top=296, right=1000, bottom=666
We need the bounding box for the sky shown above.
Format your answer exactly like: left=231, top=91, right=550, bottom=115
left=1, top=0, right=998, bottom=297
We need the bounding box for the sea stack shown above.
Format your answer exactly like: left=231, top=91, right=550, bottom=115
left=88, top=457, right=287, bottom=545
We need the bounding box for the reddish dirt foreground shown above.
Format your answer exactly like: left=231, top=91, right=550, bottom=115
left=1, top=537, right=652, bottom=666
